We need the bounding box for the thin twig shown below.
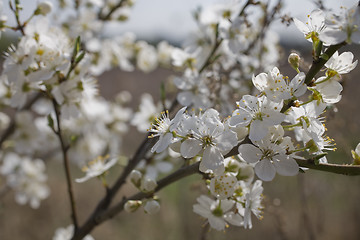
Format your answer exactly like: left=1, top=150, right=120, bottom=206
left=52, top=99, right=79, bottom=230
left=98, top=0, right=127, bottom=21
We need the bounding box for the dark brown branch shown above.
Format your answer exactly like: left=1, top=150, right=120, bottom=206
left=72, top=162, right=201, bottom=240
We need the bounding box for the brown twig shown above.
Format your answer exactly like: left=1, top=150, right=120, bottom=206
left=52, top=99, right=79, bottom=230
left=72, top=162, right=201, bottom=240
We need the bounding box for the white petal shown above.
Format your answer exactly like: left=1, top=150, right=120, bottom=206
left=273, top=155, right=299, bottom=176
left=229, top=110, right=251, bottom=127
left=199, top=146, right=225, bottom=175
left=215, top=130, right=238, bottom=153
left=249, top=120, right=268, bottom=142
left=252, top=73, right=268, bottom=92
left=208, top=217, right=226, bottom=231
left=151, top=133, right=172, bottom=153
left=320, top=29, right=347, bottom=45
left=180, top=138, right=202, bottom=158
left=293, top=18, right=310, bottom=35
left=254, top=160, right=276, bottom=181
left=177, top=91, right=193, bottom=106
left=238, top=144, right=261, bottom=163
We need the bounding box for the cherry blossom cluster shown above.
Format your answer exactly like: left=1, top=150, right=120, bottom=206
left=0, top=0, right=360, bottom=238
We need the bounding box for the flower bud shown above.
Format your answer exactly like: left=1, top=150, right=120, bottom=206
left=144, top=200, right=160, bottom=214
left=351, top=143, right=360, bottom=165
left=130, top=170, right=142, bottom=187
left=288, top=53, right=300, bottom=72
left=35, top=1, right=53, bottom=16
left=141, top=177, right=157, bottom=192
left=124, top=200, right=142, bottom=213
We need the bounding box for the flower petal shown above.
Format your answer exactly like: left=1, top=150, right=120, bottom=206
left=254, top=160, right=276, bottom=181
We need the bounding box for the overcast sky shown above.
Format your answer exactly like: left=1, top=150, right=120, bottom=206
left=3, top=0, right=358, bottom=43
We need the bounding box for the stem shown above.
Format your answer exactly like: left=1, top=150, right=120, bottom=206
left=72, top=162, right=201, bottom=240
left=295, top=158, right=360, bottom=176
left=52, top=100, right=79, bottom=230
left=304, top=42, right=346, bottom=86
left=198, top=35, right=223, bottom=73
left=9, top=0, right=25, bottom=35
left=98, top=0, right=127, bottom=20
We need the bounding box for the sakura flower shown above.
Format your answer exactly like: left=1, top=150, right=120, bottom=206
left=229, top=95, right=285, bottom=142
left=242, top=180, right=264, bottom=229
left=238, top=127, right=299, bottom=181
left=171, top=47, right=202, bottom=70
left=180, top=109, right=238, bottom=175
left=252, top=67, right=307, bottom=102
left=76, top=155, right=118, bottom=183
left=193, top=195, right=242, bottom=231
left=1, top=154, right=50, bottom=209
left=209, top=173, right=237, bottom=199
left=173, top=69, right=212, bottom=109
left=324, top=51, right=358, bottom=79
left=313, top=76, right=343, bottom=104
left=320, top=4, right=360, bottom=44
left=136, top=41, right=158, bottom=73
left=285, top=101, right=326, bottom=144
left=149, top=107, right=186, bottom=153
left=131, top=93, right=162, bottom=132
left=293, top=9, right=326, bottom=43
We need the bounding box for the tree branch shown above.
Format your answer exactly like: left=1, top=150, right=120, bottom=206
left=304, top=42, right=347, bottom=85
left=52, top=100, right=79, bottom=230
left=72, top=162, right=201, bottom=240
left=296, top=158, right=360, bottom=176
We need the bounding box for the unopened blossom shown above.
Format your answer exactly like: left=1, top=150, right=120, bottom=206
left=141, top=177, right=157, bottom=192
left=229, top=95, right=285, bottom=142
left=180, top=109, right=238, bottom=175
left=144, top=200, right=160, bottom=215
left=35, top=1, right=53, bottom=16
left=53, top=225, right=94, bottom=240
left=320, top=4, right=360, bottom=44
left=193, top=195, right=242, bottom=231
left=124, top=200, right=142, bottom=213
left=76, top=155, right=118, bottom=183
left=351, top=143, right=360, bottom=164
left=293, top=9, right=326, bottom=43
